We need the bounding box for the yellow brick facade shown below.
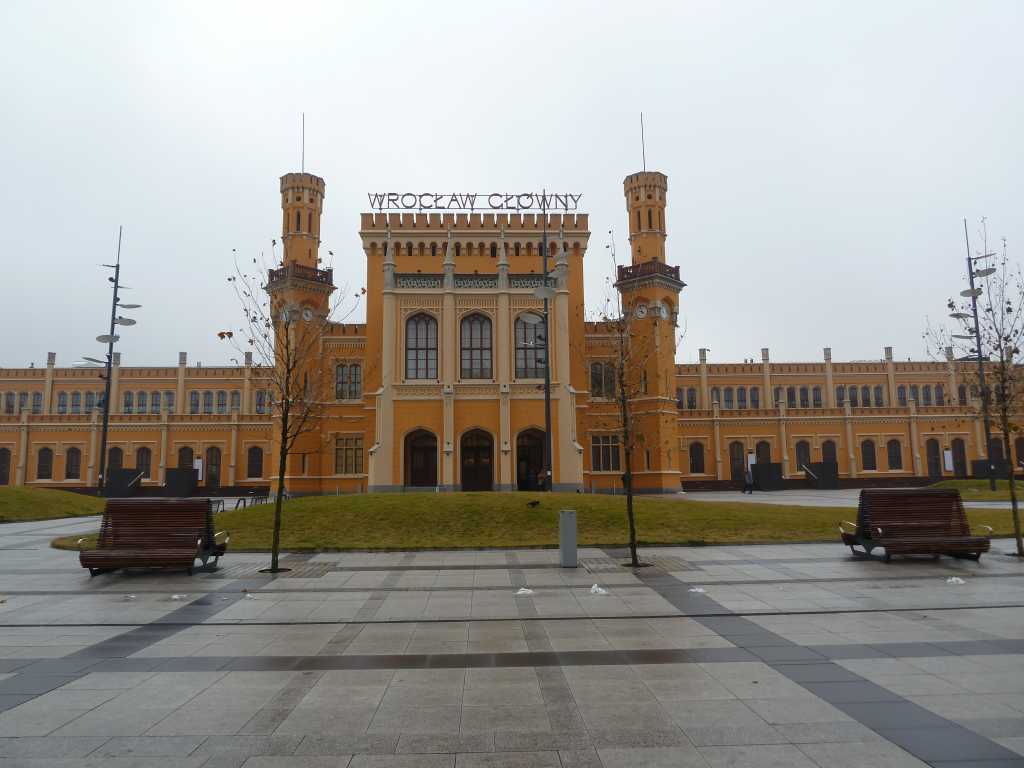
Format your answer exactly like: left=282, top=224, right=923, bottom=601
left=0, top=168, right=1012, bottom=494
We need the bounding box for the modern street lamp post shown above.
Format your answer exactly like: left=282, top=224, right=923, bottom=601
left=90, top=227, right=140, bottom=496
left=958, top=219, right=998, bottom=491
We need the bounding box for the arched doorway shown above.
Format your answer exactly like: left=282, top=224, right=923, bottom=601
left=729, top=441, right=745, bottom=482
left=755, top=440, right=771, bottom=464
left=405, top=430, right=437, bottom=488
left=952, top=438, right=968, bottom=478
left=516, top=429, right=544, bottom=491
left=926, top=439, right=941, bottom=480
left=0, top=447, right=9, bottom=485
left=206, top=447, right=221, bottom=489
left=461, top=430, right=493, bottom=491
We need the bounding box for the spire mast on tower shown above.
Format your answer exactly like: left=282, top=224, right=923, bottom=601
left=301, top=112, right=305, bottom=173
left=640, top=112, right=646, bottom=172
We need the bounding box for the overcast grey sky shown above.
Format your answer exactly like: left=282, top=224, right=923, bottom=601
left=1, top=0, right=1020, bottom=369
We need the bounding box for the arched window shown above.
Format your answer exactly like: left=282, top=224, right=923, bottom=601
left=795, top=440, right=811, bottom=469
left=750, top=387, right=760, bottom=408
left=861, top=439, right=877, bottom=471
left=822, top=439, right=837, bottom=464
left=799, top=386, right=809, bottom=408
left=178, top=446, right=194, bottom=469
left=406, top=241, right=413, bottom=257
left=460, top=313, right=492, bottom=379
left=190, top=391, right=200, bottom=414
left=228, top=391, right=238, bottom=413
left=203, top=391, right=213, bottom=414
left=490, top=243, right=497, bottom=258
left=787, top=387, right=796, bottom=408
left=848, top=387, right=859, bottom=407
left=136, top=391, right=146, bottom=413
left=910, top=384, right=919, bottom=403
left=773, top=387, right=782, bottom=406
left=515, top=315, right=545, bottom=378
left=308, top=212, right=313, bottom=233
left=121, top=391, right=131, bottom=414
left=85, top=392, right=95, bottom=414
left=65, top=447, right=81, bottom=480
left=887, top=439, right=903, bottom=470
left=406, top=313, right=438, bottom=379
left=861, top=386, right=871, bottom=407
left=165, top=391, right=175, bottom=413
left=431, top=242, right=438, bottom=257
left=812, top=386, right=822, bottom=408
left=687, top=388, right=697, bottom=409
left=255, top=389, right=266, bottom=414
left=0, top=447, right=9, bottom=485
left=897, top=385, right=907, bottom=406
left=711, top=387, right=720, bottom=405
left=922, top=385, right=932, bottom=406
left=723, top=387, right=734, bottom=409
left=71, top=392, right=81, bottom=414
left=755, top=441, right=771, bottom=464
left=1, top=393, right=11, bottom=415
left=336, top=363, right=362, bottom=399
left=958, top=384, right=967, bottom=405
left=836, top=385, right=845, bottom=405
left=737, top=387, right=747, bottom=409
left=873, top=385, right=884, bottom=407
left=636, top=210, right=641, bottom=230
left=136, top=447, right=152, bottom=479
left=31, top=392, right=42, bottom=414
left=108, top=447, right=123, bottom=471
left=295, top=210, right=301, bottom=232
left=57, top=392, right=68, bottom=414
left=216, top=391, right=227, bottom=414
left=935, top=384, right=944, bottom=406
left=689, top=442, right=705, bottom=474
left=151, top=391, right=161, bottom=414
left=676, top=388, right=684, bottom=408
left=247, top=446, right=264, bottom=478
left=37, top=447, right=53, bottom=480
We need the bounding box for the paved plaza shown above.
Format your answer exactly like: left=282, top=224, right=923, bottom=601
left=1, top=515, right=1024, bottom=767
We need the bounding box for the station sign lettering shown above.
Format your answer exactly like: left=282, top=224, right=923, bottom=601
left=367, top=192, right=583, bottom=212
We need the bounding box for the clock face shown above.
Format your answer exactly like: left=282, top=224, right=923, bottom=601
left=634, top=303, right=648, bottom=319
left=302, top=308, right=313, bottom=322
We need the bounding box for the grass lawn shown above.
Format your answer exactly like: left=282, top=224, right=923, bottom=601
left=931, top=479, right=1024, bottom=502
left=54, top=491, right=1021, bottom=552
left=0, top=487, right=105, bottom=523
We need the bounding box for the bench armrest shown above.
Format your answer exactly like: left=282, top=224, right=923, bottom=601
left=838, top=521, right=857, bottom=535
left=76, top=537, right=89, bottom=551
left=214, top=530, right=230, bottom=546
left=979, top=524, right=994, bottom=535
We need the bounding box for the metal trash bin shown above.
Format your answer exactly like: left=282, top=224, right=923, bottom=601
left=559, top=509, right=577, bottom=568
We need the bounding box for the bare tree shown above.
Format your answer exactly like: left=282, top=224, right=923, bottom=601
left=586, top=237, right=684, bottom=568
left=221, top=247, right=359, bottom=571
left=929, top=222, right=1023, bottom=557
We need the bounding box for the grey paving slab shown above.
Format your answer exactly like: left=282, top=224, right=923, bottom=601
left=596, top=745, right=708, bottom=768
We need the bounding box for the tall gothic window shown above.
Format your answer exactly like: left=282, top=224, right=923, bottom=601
left=108, top=447, right=123, bottom=471
left=37, top=447, right=53, bottom=480
left=71, top=392, right=81, bottom=414
left=136, top=391, right=147, bottom=413
left=203, top=391, right=214, bottom=414
left=737, top=387, right=747, bottom=409
left=65, top=447, right=81, bottom=480
left=85, top=392, right=96, bottom=414
left=165, top=391, right=175, bottom=412
left=812, top=386, right=822, bottom=408
left=230, top=390, right=240, bottom=412
left=336, top=363, right=362, bottom=399
left=799, top=386, right=809, bottom=408
left=836, top=385, right=845, bottom=405
left=723, top=387, right=734, bottom=409
left=136, top=447, right=152, bottom=478
left=686, top=387, right=697, bottom=409
left=861, top=439, right=877, bottom=471
left=514, top=316, right=545, bottom=378
left=795, top=440, right=811, bottom=469
left=151, top=391, right=161, bottom=413
left=405, top=313, right=438, bottom=380
left=216, top=391, right=227, bottom=414
left=460, top=313, right=492, bottom=379
left=689, top=442, right=705, bottom=474
left=897, top=385, right=907, bottom=406
left=32, top=392, right=42, bottom=414
left=247, top=446, right=264, bottom=478
left=935, top=384, right=945, bottom=406
left=873, top=385, right=884, bottom=407
left=750, top=386, right=760, bottom=408
left=190, top=391, right=200, bottom=414
left=591, top=362, right=616, bottom=399
left=121, top=391, right=132, bottom=414
left=860, top=385, right=870, bottom=407
left=887, top=439, right=903, bottom=470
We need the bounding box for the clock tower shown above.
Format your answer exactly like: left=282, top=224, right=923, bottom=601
left=265, top=172, right=335, bottom=493
left=615, top=171, right=686, bottom=493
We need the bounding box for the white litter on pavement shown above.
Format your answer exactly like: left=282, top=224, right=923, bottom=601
left=123, top=595, right=136, bottom=601
left=245, top=593, right=256, bottom=599
left=170, top=594, right=187, bottom=601
left=688, top=587, right=706, bottom=593
left=946, top=576, right=966, bottom=585
left=515, top=588, right=535, bottom=596
left=590, top=584, right=609, bottom=595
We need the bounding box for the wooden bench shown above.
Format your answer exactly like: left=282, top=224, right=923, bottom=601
left=79, top=498, right=230, bottom=576
left=839, top=488, right=991, bottom=561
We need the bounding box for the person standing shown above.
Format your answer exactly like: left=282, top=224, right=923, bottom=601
left=743, top=452, right=755, bottom=494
